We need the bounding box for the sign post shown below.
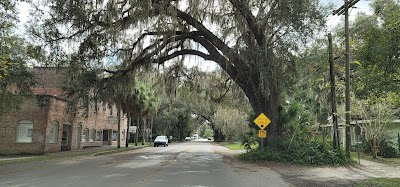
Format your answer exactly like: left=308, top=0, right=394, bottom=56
left=253, top=113, right=271, bottom=150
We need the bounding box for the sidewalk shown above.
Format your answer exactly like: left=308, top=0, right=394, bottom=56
left=0, top=144, right=149, bottom=163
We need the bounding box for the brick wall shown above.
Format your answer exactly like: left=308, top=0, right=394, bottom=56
left=0, top=95, right=127, bottom=155
left=0, top=96, right=49, bottom=155
left=75, top=101, right=127, bottom=149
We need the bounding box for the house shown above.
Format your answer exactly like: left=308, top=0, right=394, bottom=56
left=323, top=115, right=400, bottom=149
left=0, top=67, right=127, bottom=155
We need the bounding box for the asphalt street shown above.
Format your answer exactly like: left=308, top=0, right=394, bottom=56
left=0, top=141, right=289, bottom=187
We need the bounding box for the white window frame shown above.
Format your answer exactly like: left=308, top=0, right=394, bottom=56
left=96, top=130, right=102, bottom=141
left=17, top=120, right=33, bottom=143
left=112, top=131, right=117, bottom=141
left=90, top=129, right=95, bottom=142
left=50, top=121, right=59, bottom=143
left=82, top=128, right=89, bottom=142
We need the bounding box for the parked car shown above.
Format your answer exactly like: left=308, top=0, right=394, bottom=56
left=154, top=136, right=169, bottom=147
left=185, top=137, right=191, bottom=141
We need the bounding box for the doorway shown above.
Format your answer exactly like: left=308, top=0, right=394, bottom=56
left=61, top=124, right=72, bottom=151
left=103, top=130, right=110, bottom=145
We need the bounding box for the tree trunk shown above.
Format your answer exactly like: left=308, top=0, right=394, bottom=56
left=135, top=117, right=139, bottom=146
left=117, top=106, right=121, bottom=148
left=142, top=117, right=146, bottom=145
left=371, top=140, right=378, bottom=159
left=213, top=129, right=225, bottom=142
left=125, top=113, right=131, bottom=147
left=244, top=81, right=281, bottom=145
left=150, top=116, right=153, bottom=145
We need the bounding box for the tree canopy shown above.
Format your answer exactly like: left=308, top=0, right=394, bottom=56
left=353, top=0, right=400, bottom=100
left=29, top=0, right=329, bottom=141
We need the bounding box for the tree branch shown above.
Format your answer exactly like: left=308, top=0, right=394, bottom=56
left=211, top=79, right=232, bottom=103
left=229, top=0, right=265, bottom=46
left=170, top=5, right=245, bottom=69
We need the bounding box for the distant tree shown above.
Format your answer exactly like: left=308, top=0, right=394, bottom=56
left=154, top=101, right=191, bottom=141
left=214, top=107, right=249, bottom=142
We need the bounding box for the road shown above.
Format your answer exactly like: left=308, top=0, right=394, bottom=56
left=0, top=141, right=290, bottom=187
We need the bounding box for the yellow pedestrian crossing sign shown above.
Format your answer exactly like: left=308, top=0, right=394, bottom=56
left=253, top=113, right=271, bottom=130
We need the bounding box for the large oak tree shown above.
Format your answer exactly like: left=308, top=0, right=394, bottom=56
left=29, top=0, right=327, bottom=141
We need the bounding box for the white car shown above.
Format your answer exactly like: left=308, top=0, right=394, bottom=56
left=185, top=137, right=191, bottom=141
left=154, top=136, right=168, bottom=147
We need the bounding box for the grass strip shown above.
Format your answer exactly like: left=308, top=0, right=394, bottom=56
left=355, top=178, right=400, bottom=187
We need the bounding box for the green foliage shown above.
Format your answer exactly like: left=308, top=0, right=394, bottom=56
left=361, top=137, right=372, bottom=153
left=204, top=128, right=213, bottom=138
left=398, top=133, right=400, bottom=153
left=380, top=140, right=397, bottom=158
left=153, top=101, right=192, bottom=141
left=197, top=123, right=213, bottom=138
left=353, top=0, right=400, bottom=100
left=240, top=102, right=352, bottom=165
left=240, top=129, right=259, bottom=149
left=361, top=136, right=398, bottom=158
left=0, top=90, right=23, bottom=114
left=0, top=0, right=35, bottom=115
left=238, top=136, right=353, bottom=165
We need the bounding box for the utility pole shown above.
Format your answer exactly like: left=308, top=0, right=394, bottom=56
left=333, top=0, right=359, bottom=156
left=328, top=33, right=340, bottom=149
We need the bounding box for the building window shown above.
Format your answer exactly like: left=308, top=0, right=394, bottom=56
left=121, top=130, right=125, bottom=141
left=90, top=129, right=96, bottom=142
left=103, top=130, right=109, bottom=141
left=82, top=128, right=89, bottom=142
left=112, top=131, right=117, bottom=141
left=109, top=105, right=113, bottom=116
left=50, top=121, right=59, bottom=143
left=96, top=130, right=102, bottom=141
left=17, top=120, right=33, bottom=143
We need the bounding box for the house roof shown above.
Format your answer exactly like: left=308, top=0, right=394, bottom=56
left=31, top=67, right=66, bottom=97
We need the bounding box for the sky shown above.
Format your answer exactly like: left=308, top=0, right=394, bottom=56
left=321, top=0, right=373, bottom=30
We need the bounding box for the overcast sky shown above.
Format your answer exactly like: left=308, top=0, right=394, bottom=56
left=321, top=0, right=373, bottom=30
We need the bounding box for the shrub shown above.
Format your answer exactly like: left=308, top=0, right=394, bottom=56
left=362, top=136, right=398, bottom=158
left=238, top=136, right=353, bottom=165
left=380, top=139, right=397, bottom=158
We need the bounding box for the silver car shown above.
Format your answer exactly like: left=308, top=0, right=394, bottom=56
left=154, top=136, right=168, bottom=147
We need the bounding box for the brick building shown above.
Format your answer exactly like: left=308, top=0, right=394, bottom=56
left=0, top=67, right=127, bottom=155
